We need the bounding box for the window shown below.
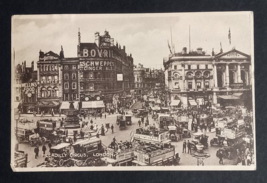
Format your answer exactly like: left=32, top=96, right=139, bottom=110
left=64, top=65, right=69, bottom=70
left=54, top=65, right=58, bottom=71
left=51, top=65, right=54, bottom=71
left=205, top=81, right=209, bottom=88
left=40, top=65, right=43, bottom=71
left=72, top=65, right=77, bottom=70
left=45, top=65, right=48, bottom=71
left=73, top=94, right=76, bottom=100
left=64, top=73, right=69, bottom=80
left=51, top=90, right=55, bottom=97
left=197, top=65, right=199, bottom=69
left=174, top=82, right=179, bottom=89
left=64, top=94, right=69, bottom=101
left=80, top=83, right=84, bottom=90
left=174, top=65, right=177, bottom=70
left=72, top=73, right=76, bottom=80
left=188, top=65, right=191, bottom=70
left=42, top=76, right=46, bottom=83
left=205, top=64, right=208, bottom=69
left=196, top=82, right=201, bottom=89
left=188, top=82, right=192, bottom=89
left=54, top=76, right=58, bottom=83
left=64, top=82, right=69, bottom=89
left=72, top=82, right=77, bottom=89
left=48, top=76, right=52, bottom=83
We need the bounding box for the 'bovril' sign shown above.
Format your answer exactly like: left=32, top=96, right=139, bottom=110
left=80, top=60, right=115, bottom=71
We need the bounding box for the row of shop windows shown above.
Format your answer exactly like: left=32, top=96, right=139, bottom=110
left=174, top=81, right=210, bottom=89
left=64, top=73, right=77, bottom=80
left=41, top=89, right=58, bottom=98
left=41, top=76, right=58, bottom=84
left=173, top=64, right=212, bottom=70
left=63, top=93, right=78, bottom=101
left=64, top=82, right=77, bottom=90
left=135, top=83, right=155, bottom=88
left=40, top=64, right=58, bottom=72
left=64, top=65, right=77, bottom=70
left=80, top=71, right=114, bottom=79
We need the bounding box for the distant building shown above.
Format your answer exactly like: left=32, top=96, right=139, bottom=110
left=134, top=64, right=165, bottom=95
left=14, top=61, right=37, bottom=113
left=37, top=50, right=62, bottom=114
left=163, top=47, right=252, bottom=108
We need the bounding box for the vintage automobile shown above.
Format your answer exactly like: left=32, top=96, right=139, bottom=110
left=135, top=109, right=149, bottom=118
left=125, top=115, right=132, bottom=125
left=210, top=135, right=225, bottom=147
left=72, top=138, right=106, bottom=167
left=190, top=132, right=209, bottom=150
left=182, top=128, right=191, bottom=138
left=168, top=126, right=178, bottom=142
left=16, top=127, right=35, bottom=143
left=50, top=143, right=74, bottom=167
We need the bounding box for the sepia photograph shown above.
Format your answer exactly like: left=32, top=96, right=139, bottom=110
left=11, top=12, right=255, bottom=171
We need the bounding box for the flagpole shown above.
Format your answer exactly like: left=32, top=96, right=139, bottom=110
left=189, top=25, right=191, bottom=53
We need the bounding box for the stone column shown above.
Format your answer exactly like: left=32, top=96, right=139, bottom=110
left=213, top=64, right=217, bottom=87
left=192, top=79, right=195, bottom=90
left=225, top=64, right=229, bottom=87
left=201, top=79, right=204, bottom=89
left=237, top=64, right=242, bottom=83
left=249, top=64, right=252, bottom=85
left=213, top=92, right=217, bottom=104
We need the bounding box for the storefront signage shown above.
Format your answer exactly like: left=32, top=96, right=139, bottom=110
left=79, top=61, right=115, bottom=71
left=230, top=83, right=244, bottom=88
left=134, top=134, right=159, bottom=142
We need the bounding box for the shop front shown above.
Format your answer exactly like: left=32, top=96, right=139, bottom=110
left=37, top=100, right=61, bottom=115
left=81, top=100, right=105, bottom=115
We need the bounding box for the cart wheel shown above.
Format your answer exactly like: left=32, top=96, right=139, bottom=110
left=58, top=159, right=64, bottom=167
left=75, top=160, right=84, bottom=167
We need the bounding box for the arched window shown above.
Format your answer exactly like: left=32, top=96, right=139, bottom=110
left=41, top=88, right=46, bottom=98
left=47, top=87, right=52, bottom=97
left=54, top=76, right=58, bottom=83
left=64, top=82, right=69, bottom=89
left=64, top=73, right=69, bottom=80
left=203, top=71, right=210, bottom=78
left=72, top=82, right=77, bottom=89
left=48, top=76, right=52, bottom=83
left=72, top=73, right=76, bottom=80
left=186, top=72, right=193, bottom=79
left=195, top=71, right=202, bottom=79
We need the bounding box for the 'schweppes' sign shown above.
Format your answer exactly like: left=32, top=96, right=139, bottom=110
left=80, top=61, right=115, bottom=71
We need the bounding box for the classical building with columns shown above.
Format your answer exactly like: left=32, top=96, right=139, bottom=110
left=163, top=47, right=252, bottom=108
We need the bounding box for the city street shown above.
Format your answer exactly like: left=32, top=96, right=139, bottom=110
left=17, top=111, right=235, bottom=167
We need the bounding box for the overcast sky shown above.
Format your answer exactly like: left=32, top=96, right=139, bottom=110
left=12, top=12, right=253, bottom=70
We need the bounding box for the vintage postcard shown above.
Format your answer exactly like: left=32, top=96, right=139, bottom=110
left=11, top=12, right=255, bottom=171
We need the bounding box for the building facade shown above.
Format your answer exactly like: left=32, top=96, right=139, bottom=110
left=134, top=64, right=165, bottom=96
left=163, top=47, right=252, bottom=108
left=77, top=30, right=134, bottom=112
left=37, top=50, right=62, bottom=114
left=14, top=61, right=38, bottom=113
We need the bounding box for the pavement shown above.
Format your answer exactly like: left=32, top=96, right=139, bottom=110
left=16, top=109, right=236, bottom=167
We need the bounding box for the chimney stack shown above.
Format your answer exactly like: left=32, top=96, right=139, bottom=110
left=182, top=47, right=187, bottom=54
left=197, top=47, right=203, bottom=54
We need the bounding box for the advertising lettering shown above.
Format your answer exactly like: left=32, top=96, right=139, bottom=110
left=134, top=134, right=159, bottom=142
left=79, top=61, right=115, bottom=71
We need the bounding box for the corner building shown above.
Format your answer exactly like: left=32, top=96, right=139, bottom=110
left=163, top=47, right=252, bottom=108
left=77, top=30, right=134, bottom=112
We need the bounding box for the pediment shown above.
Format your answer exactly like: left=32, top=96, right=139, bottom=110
left=216, top=49, right=250, bottom=60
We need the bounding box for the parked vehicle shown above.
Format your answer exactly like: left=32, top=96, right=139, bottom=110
left=72, top=138, right=106, bottom=167
left=190, top=132, right=209, bottom=150
left=50, top=143, right=73, bottom=167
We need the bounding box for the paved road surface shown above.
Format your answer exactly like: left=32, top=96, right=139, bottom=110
left=16, top=111, right=235, bottom=167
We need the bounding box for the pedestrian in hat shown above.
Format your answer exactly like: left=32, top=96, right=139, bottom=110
left=34, top=146, right=39, bottom=159
left=42, top=144, right=47, bottom=157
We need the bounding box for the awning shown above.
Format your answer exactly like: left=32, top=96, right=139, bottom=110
left=188, top=100, right=197, bottom=106
left=170, top=100, right=180, bottom=106
left=37, top=101, right=60, bottom=107
left=82, top=101, right=105, bottom=109
left=233, top=93, right=243, bottom=97
left=218, top=95, right=240, bottom=100
left=60, top=101, right=79, bottom=110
